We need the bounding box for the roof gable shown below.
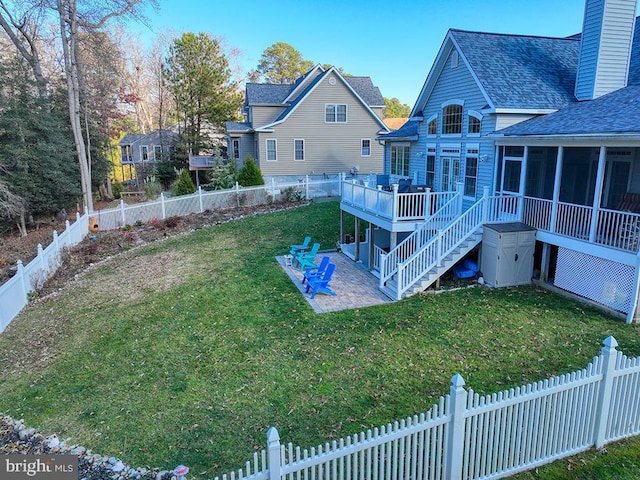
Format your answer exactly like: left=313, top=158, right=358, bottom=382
left=253, top=67, right=389, bottom=132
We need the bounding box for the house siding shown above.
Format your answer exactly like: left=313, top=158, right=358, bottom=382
left=575, top=0, right=636, bottom=99
left=252, top=105, right=287, bottom=127
left=385, top=47, right=496, bottom=201
left=257, top=74, right=385, bottom=176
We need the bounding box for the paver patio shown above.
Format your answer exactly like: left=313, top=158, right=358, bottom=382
left=276, top=251, right=392, bottom=313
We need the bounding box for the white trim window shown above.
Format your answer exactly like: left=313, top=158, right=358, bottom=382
left=464, top=146, right=479, bottom=198
left=325, top=104, right=347, bottom=123
left=121, top=145, right=133, bottom=163
left=140, top=145, right=149, bottom=162
left=232, top=139, right=240, bottom=160
left=468, top=111, right=482, bottom=136
left=426, top=145, right=436, bottom=189
left=361, top=139, right=371, bottom=157
left=442, top=104, right=463, bottom=135
left=266, top=139, right=277, bottom=161
left=427, top=114, right=438, bottom=136
left=294, top=139, right=305, bottom=161
left=391, top=144, right=410, bottom=176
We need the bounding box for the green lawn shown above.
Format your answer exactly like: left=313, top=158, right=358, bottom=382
left=0, top=201, right=639, bottom=478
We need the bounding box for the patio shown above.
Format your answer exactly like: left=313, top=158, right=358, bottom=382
left=276, top=252, right=392, bottom=313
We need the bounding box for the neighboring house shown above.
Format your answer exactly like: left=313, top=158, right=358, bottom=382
left=340, top=0, right=640, bottom=322
left=119, top=128, right=179, bottom=165
left=383, top=118, right=409, bottom=131
left=225, top=65, right=390, bottom=181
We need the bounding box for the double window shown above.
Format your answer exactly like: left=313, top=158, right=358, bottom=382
left=326, top=104, right=347, bottom=123
left=391, top=145, right=410, bottom=176
left=361, top=139, right=371, bottom=157
left=294, top=139, right=304, bottom=161
left=266, top=139, right=277, bottom=161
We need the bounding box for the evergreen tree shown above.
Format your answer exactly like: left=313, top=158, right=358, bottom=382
left=237, top=156, right=264, bottom=187
left=256, top=42, right=314, bottom=84
left=164, top=32, right=243, bottom=156
left=173, top=168, right=196, bottom=196
left=0, top=56, right=79, bottom=234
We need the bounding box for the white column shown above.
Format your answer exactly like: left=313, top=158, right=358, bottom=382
left=589, top=146, right=607, bottom=243
left=517, top=146, right=529, bottom=220
left=549, top=147, right=564, bottom=233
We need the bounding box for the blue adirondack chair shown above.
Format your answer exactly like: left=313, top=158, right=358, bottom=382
left=296, top=243, right=320, bottom=271
left=302, top=256, right=330, bottom=284
left=305, top=263, right=337, bottom=299
left=289, top=236, right=311, bottom=257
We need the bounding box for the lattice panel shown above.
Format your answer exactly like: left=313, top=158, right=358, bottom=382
left=555, top=247, right=634, bottom=314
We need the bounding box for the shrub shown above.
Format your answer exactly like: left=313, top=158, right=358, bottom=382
left=237, top=156, right=264, bottom=187
left=173, top=169, right=196, bottom=196
left=144, top=180, right=162, bottom=199
left=283, top=186, right=305, bottom=202
left=164, top=216, right=180, bottom=229
left=112, top=181, right=124, bottom=199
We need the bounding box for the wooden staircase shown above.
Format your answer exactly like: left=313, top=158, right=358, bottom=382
left=380, top=231, right=482, bottom=299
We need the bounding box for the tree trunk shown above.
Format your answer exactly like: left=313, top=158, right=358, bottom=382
left=56, top=0, right=94, bottom=214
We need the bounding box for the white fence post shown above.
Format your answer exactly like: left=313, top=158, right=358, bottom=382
left=445, top=374, right=467, bottom=480
left=594, top=336, right=619, bottom=448
left=482, top=186, right=490, bottom=222
left=271, top=178, right=276, bottom=197
left=120, top=199, right=126, bottom=225
left=161, top=192, right=166, bottom=219
left=305, top=175, right=310, bottom=200
left=198, top=186, right=204, bottom=213
left=267, top=427, right=281, bottom=480
left=392, top=184, right=399, bottom=221
left=236, top=182, right=240, bottom=207
left=17, top=260, right=28, bottom=299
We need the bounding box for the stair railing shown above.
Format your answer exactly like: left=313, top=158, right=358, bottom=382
left=379, top=187, right=462, bottom=288
left=395, top=190, right=490, bottom=299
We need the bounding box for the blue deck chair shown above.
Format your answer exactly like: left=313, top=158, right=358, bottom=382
left=296, top=243, right=320, bottom=271
left=302, top=256, right=330, bottom=284
left=305, top=263, right=337, bottom=299
left=289, top=236, right=311, bottom=257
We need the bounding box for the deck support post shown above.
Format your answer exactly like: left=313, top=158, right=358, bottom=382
left=368, top=223, right=375, bottom=271
left=355, top=217, right=360, bottom=262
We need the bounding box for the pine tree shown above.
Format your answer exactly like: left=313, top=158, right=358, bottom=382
left=173, top=169, right=196, bottom=196
left=237, top=156, right=264, bottom=187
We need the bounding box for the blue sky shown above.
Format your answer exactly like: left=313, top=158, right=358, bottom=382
left=130, top=0, right=640, bottom=107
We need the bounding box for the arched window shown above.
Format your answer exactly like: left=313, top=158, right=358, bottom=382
left=427, top=114, right=438, bottom=136
left=442, top=104, right=463, bottom=135
left=468, top=111, right=482, bottom=135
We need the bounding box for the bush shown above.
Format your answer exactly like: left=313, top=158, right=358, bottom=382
left=237, top=156, right=264, bottom=187
left=112, top=181, right=124, bottom=199
left=206, top=156, right=237, bottom=190
left=283, top=186, right=305, bottom=202
left=173, top=169, right=196, bottom=196
left=144, top=180, right=162, bottom=199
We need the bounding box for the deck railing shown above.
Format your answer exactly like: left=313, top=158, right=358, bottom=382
left=341, top=181, right=432, bottom=222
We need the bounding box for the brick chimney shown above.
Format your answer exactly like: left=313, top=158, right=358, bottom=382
left=574, top=0, right=638, bottom=100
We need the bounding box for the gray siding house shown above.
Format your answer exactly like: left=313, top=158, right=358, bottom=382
left=225, top=65, right=390, bottom=181
left=340, top=0, right=640, bottom=322
left=119, top=129, right=178, bottom=165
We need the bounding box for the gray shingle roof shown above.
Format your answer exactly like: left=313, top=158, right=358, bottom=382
left=451, top=30, right=581, bottom=110
left=377, top=119, right=419, bottom=140
left=225, top=121, right=253, bottom=133
left=245, top=74, right=384, bottom=107
left=344, top=77, right=385, bottom=106
left=245, top=83, right=293, bottom=105
left=628, top=18, right=640, bottom=85
left=495, top=85, right=640, bottom=136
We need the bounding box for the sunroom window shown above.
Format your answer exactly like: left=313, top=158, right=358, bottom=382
left=442, top=104, right=463, bottom=135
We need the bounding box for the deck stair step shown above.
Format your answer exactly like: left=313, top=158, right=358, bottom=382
left=379, top=231, right=482, bottom=300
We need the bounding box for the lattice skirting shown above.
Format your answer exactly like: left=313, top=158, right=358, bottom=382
left=555, top=247, right=635, bottom=314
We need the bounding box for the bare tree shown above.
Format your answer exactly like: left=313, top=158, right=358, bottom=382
left=53, top=0, right=157, bottom=213
left=0, top=179, right=27, bottom=236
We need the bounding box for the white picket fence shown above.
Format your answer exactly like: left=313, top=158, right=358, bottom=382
left=0, top=212, right=89, bottom=332
left=93, top=178, right=342, bottom=230
left=215, top=337, right=640, bottom=480
left=0, top=177, right=342, bottom=332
